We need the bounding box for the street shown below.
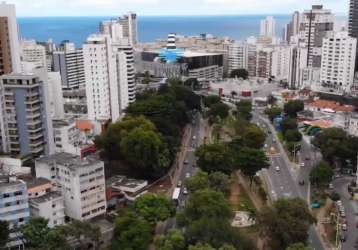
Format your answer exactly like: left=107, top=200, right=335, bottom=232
left=253, top=110, right=326, bottom=250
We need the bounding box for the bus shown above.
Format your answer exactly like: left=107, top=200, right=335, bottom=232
left=172, top=187, right=180, bottom=206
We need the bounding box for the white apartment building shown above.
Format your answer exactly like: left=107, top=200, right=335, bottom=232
left=271, top=46, right=291, bottom=81
left=47, top=72, right=65, bottom=119
left=0, top=176, right=29, bottom=249
left=288, top=45, right=308, bottom=89
left=35, top=152, right=107, bottom=221
left=21, top=40, right=47, bottom=72
left=319, top=32, right=357, bottom=95
left=53, top=42, right=85, bottom=90
left=247, top=44, right=257, bottom=77
left=118, top=12, right=138, bottom=46
left=260, top=16, right=276, bottom=38
left=83, top=35, right=118, bottom=122
left=228, top=42, right=248, bottom=74
left=27, top=177, right=65, bottom=228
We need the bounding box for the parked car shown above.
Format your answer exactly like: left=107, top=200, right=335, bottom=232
left=275, top=166, right=280, bottom=171
left=177, top=181, right=182, bottom=187
left=185, top=173, right=191, bottom=178
left=342, top=223, right=347, bottom=231
left=183, top=187, right=188, bottom=195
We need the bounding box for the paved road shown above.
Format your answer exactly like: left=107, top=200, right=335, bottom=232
left=333, top=177, right=358, bottom=250
left=253, top=110, right=326, bottom=250
left=165, top=112, right=205, bottom=231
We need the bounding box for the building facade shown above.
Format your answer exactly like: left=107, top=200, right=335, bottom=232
left=52, top=42, right=85, bottom=90
left=349, top=0, right=358, bottom=72
left=0, top=2, right=21, bottom=76
left=260, top=16, right=276, bottom=38
left=0, top=73, right=53, bottom=158
left=0, top=176, right=29, bottom=248
left=319, top=32, right=357, bottom=95
left=35, top=153, right=107, bottom=221
left=228, top=42, right=247, bottom=75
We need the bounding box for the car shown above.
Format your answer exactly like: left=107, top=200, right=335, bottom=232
left=342, top=223, right=347, bottom=231
left=184, top=160, right=189, bottom=165
left=275, top=166, right=280, bottom=171
left=300, top=162, right=305, bottom=167
left=183, top=187, right=188, bottom=195
left=341, top=212, right=346, bottom=218
left=268, top=130, right=272, bottom=134
left=356, top=222, right=358, bottom=228
left=328, top=183, right=334, bottom=189
left=177, top=181, right=182, bottom=187
left=185, top=173, right=191, bottom=178
left=305, top=156, right=310, bottom=160
left=264, top=144, right=268, bottom=148
left=272, top=139, right=276, bottom=143
left=340, top=233, right=346, bottom=242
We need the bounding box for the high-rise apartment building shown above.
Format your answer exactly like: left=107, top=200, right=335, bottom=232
left=271, top=46, right=291, bottom=81
left=0, top=2, right=21, bottom=76
left=349, top=0, right=358, bottom=72
left=247, top=44, right=257, bottom=77
left=286, top=11, right=300, bottom=43
left=319, top=32, right=357, bottom=95
left=35, top=153, right=107, bottom=221
left=52, top=42, right=85, bottom=90
left=21, top=40, right=47, bottom=74
left=228, top=42, right=248, bottom=74
left=256, top=48, right=273, bottom=78
left=118, top=12, right=138, bottom=46
left=288, top=45, right=308, bottom=89
left=0, top=73, right=54, bottom=158
left=260, top=16, right=276, bottom=38
left=299, top=5, right=334, bottom=68
left=0, top=175, right=29, bottom=249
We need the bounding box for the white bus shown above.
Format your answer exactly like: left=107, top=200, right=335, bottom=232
left=172, top=187, right=180, bottom=205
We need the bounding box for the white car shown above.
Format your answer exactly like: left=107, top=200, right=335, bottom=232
left=275, top=166, right=280, bottom=171
left=342, top=223, right=347, bottom=231
left=185, top=173, right=191, bottom=178
left=300, top=162, right=305, bottom=167
left=183, top=187, right=188, bottom=195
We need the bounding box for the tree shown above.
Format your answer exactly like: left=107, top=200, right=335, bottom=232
left=180, top=189, right=232, bottom=223
left=242, top=125, right=266, bottom=149
left=184, top=78, right=200, bottom=90
left=285, top=129, right=302, bottom=142
left=209, top=103, right=230, bottom=120
left=112, top=209, right=153, bottom=250
left=286, top=243, right=313, bottom=250
left=189, top=243, right=216, bottom=250
left=257, top=198, right=315, bottom=249
left=230, top=69, right=249, bottom=79
left=284, top=100, right=304, bottom=118
left=236, top=100, right=252, bottom=120
left=64, top=220, right=101, bottom=250
left=282, top=118, right=298, bottom=134
left=21, top=218, right=68, bottom=250
left=204, top=95, right=221, bottom=108
left=120, top=127, right=171, bottom=177
left=154, top=229, right=186, bottom=250
left=186, top=170, right=230, bottom=196
left=264, top=107, right=282, bottom=122
left=236, top=147, right=269, bottom=184
left=309, top=161, right=334, bottom=187
left=0, top=221, right=9, bottom=248
left=312, top=127, right=356, bottom=165
left=134, top=193, right=176, bottom=225
left=195, top=144, right=235, bottom=175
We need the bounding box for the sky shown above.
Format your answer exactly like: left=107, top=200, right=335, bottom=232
left=8, top=0, right=348, bottom=16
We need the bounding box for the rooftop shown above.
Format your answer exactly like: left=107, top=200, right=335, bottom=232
left=144, top=49, right=222, bottom=58
left=26, top=177, right=51, bottom=189
left=36, top=152, right=102, bottom=170
left=107, top=175, right=147, bottom=189
left=30, top=191, right=62, bottom=204
left=306, top=99, right=355, bottom=113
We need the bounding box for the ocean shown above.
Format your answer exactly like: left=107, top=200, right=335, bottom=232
left=18, top=15, right=292, bottom=47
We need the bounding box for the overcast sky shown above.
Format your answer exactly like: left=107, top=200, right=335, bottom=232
left=9, top=0, right=348, bottom=16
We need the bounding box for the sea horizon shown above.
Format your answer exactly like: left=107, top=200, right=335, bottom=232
left=18, top=15, right=347, bottom=47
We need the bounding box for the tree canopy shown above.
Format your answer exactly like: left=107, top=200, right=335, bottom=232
left=286, top=243, right=313, bottom=250
left=242, top=125, right=266, bottom=149
left=230, top=69, right=249, bottom=80
left=257, top=198, right=315, bottom=249
left=284, top=100, right=304, bottom=118
left=265, top=106, right=282, bottom=122
left=236, top=100, right=252, bottom=121
left=204, top=95, right=221, bottom=108
left=0, top=221, right=9, bottom=248
left=195, top=143, right=235, bottom=175
left=185, top=170, right=230, bottom=196
left=209, top=102, right=230, bottom=120
left=309, top=161, right=334, bottom=187
left=112, top=209, right=153, bottom=250
left=154, top=229, right=186, bottom=250
left=134, top=193, right=176, bottom=224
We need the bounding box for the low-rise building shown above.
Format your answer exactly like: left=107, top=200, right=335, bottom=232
left=0, top=175, right=29, bottom=249
left=35, top=153, right=107, bottom=221
left=348, top=113, right=358, bottom=137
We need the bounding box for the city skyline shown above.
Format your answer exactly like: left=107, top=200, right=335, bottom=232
left=8, top=0, right=348, bottom=16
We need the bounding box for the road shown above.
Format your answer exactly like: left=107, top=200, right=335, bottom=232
left=165, top=111, right=205, bottom=231
left=333, top=177, right=358, bottom=249
left=253, top=110, right=326, bottom=250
